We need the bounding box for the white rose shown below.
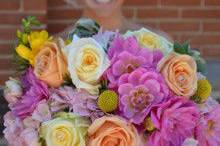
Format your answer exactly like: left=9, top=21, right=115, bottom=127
left=64, top=38, right=110, bottom=95
left=4, top=77, right=22, bottom=103
left=124, top=28, right=173, bottom=56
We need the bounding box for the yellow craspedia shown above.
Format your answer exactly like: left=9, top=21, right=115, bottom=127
left=144, top=117, right=155, bottom=132
left=98, top=90, right=118, bottom=113
left=194, top=79, right=212, bottom=103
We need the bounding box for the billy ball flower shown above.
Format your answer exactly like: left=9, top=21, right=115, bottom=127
left=98, top=90, right=118, bottom=113
left=193, top=79, right=212, bottom=103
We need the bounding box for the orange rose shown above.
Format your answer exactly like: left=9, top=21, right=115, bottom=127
left=87, top=116, right=144, bottom=146
left=157, top=53, right=197, bottom=97
left=34, top=39, right=67, bottom=87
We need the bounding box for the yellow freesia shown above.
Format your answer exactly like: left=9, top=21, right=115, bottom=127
left=16, top=44, right=32, bottom=61
left=29, top=30, right=49, bottom=57
left=16, top=30, right=50, bottom=65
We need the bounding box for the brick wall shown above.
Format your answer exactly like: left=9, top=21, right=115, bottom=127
left=0, top=0, right=47, bottom=85
left=0, top=0, right=220, bottom=85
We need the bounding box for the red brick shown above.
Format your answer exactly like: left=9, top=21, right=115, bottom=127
left=203, top=22, right=220, bottom=31
left=124, top=0, right=158, bottom=6
left=141, top=22, right=158, bottom=29
left=48, top=23, right=70, bottom=34
left=0, top=0, right=20, bottom=10
left=122, top=9, right=134, bottom=18
left=0, top=74, right=12, bottom=85
left=161, top=0, right=201, bottom=6
left=48, top=0, right=67, bottom=8
left=0, top=59, right=13, bottom=70
left=0, top=43, right=14, bottom=55
left=23, top=0, right=47, bottom=11
left=180, top=35, right=220, bottom=45
left=0, top=13, right=46, bottom=24
left=48, top=9, right=82, bottom=20
left=0, top=27, right=18, bottom=41
left=203, top=47, right=220, bottom=58
left=137, top=9, right=178, bottom=18
left=160, top=22, right=200, bottom=32
left=182, top=9, right=220, bottom=19
left=205, top=0, right=220, bottom=6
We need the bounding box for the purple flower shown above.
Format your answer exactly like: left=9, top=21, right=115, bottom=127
left=3, top=112, right=40, bottom=146
left=11, top=68, right=49, bottom=119
left=148, top=97, right=199, bottom=146
left=92, top=29, right=116, bottom=51
left=49, top=86, right=104, bottom=121
left=107, top=35, right=163, bottom=90
left=118, top=68, right=169, bottom=124
left=3, top=112, right=25, bottom=146
left=195, top=106, right=220, bottom=146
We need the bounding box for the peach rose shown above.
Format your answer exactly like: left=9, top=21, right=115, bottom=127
left=34, top=39, right=67, bottom=87
left=87, top=116, right=144, bottom=146
left=157, top=53, right=197, bottom=97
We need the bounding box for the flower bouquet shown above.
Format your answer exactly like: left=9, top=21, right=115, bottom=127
left=3, top=16, right=219, bottom=146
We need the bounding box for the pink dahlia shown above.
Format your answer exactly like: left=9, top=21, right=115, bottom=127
left=148, top=97, right=199, bottom=146
left=11, top=68, right=49, bottom=119
left=107, top=35, right=163, bottom=90
left=118, top=68, right=169, bottom=124
left=195, top=106, right=220, bottom=146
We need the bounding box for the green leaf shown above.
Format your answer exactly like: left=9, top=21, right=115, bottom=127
left=174, top=42, right=188, bottom=54
left=196, top=58, right=206, bottom=74
left=182, top=42, right=190, bottom=53
left=69, top=18, right=100, bottom=39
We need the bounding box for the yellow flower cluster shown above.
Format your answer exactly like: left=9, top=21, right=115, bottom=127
left=193, top=79, right=212, bottom=103
left=98, top=90, right=118, bottom=113
left=16, top=30, right=50, bottom=65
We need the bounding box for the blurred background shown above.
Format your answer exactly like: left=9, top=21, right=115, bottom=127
left=0, top=0, right=220, bottom=145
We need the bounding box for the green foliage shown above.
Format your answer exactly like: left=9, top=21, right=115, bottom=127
left=99, top=78, right=109, bottom=94
left=174, top=42, right=206, bottom=74
left=69, top=18, right=100, bottom=40
left=22, top=16, right=41, bottom=34
left=62, top=74, right=75, bottom=88
left=13, top=16, right=42, bottom=72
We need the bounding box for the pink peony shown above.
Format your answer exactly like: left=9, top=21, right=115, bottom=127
left=118, top=68, right=169, bottom=124
left=11, top=68, right=49, bottom=119
left=107, top=35, right=163, bottom=90
left=195, top=106, right=220, bottom=146
left=148, top=97, right=199, bottom=146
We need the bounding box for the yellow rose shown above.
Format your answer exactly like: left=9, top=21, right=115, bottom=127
left=40, top=112, right=90, bottom=146
left=125, top=28, right=173, bottom=55
left=64, top=38, right=110, bottom=95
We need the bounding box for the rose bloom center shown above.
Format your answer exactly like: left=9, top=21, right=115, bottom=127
left=52, top=127, right=71, bottom=145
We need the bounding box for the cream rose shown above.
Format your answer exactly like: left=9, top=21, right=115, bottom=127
left=125, top=28, right=173, bottom=56
left=64, top=38, right=110, bottom=95
left=40, top=112, right=90, bottom=146
left=34, top=38, right=67, bottom=87
left=157, top=53, right=197, bottom=97
left=87, top=116, right=144, bottom=146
